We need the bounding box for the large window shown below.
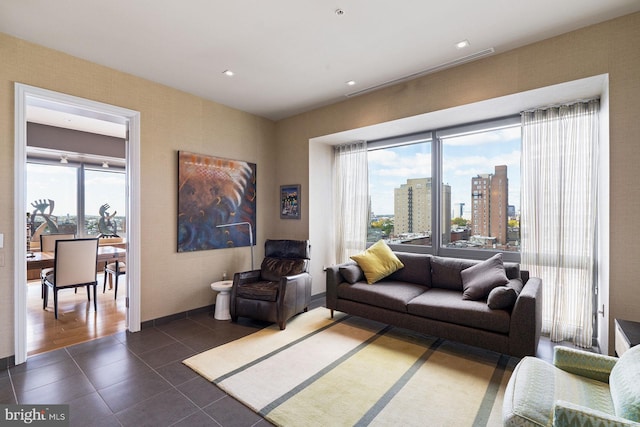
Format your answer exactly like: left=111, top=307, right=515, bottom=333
left=27, top=161, right=126, bottom=238
left=366, top=116, right=520, bottom=259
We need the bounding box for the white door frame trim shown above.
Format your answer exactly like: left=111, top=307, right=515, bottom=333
left=14, top=83, right=141, bottom=364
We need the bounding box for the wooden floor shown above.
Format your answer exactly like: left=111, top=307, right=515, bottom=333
left=26, top=273, right=127, bottom=356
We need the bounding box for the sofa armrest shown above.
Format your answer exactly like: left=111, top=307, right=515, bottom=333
left=509, top=276, right=542, bottom=357
left=325, top=265, right=345, bottom=310
left=553, top=347, right=617, bottom=383
left=553, top=400, right=636, bottom=427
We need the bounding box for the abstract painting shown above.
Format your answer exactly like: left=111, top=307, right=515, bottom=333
left=178, top=151, right=256, bottom=252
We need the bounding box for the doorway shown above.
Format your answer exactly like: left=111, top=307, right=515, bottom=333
left=14, top=83, right=141, bottom=364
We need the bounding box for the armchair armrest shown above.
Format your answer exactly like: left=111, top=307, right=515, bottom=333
left=553, top=400, right=636, bottom=427
left=278, top=272, right=312, bottom=320
left=233, top=270, right=261, bottom=285
left=279, top=272, right=311, bottom=288
left=553, top=347, right=617, bottom=383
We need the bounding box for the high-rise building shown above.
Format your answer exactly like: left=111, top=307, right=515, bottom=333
left=471, top=165, right=508, bottom=244
left=394, top=178, right=451, bottom=241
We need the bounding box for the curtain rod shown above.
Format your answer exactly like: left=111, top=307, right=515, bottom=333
left=521, top=97, right=600, bottom=114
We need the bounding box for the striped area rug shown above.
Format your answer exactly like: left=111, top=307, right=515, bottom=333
left=183, top=308, right=518, bottom=427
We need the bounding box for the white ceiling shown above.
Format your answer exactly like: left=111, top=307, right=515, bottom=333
left=1, top=1, right=638, bottom=121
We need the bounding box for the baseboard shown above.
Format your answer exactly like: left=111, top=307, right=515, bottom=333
left=3, top=296, right=325, bottom=367
left=310, top=292, right=326, bottom=309
left=0, top=354, right=16, bottom=370
left=141, top=293, right=327, bottom=329
left=141, top=304, right=214, bottom=329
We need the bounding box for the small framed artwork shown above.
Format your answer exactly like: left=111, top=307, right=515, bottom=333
left=280, top=184, right=301, bottom=219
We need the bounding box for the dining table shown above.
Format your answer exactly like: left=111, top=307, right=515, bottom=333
left=26, top=245, right=126, bottom=272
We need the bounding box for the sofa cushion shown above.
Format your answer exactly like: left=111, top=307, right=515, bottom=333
left=336, top=281, right=427, bottom=313
left=261, top=257, right=307, bottom=281
left=386, top=252, right=432, bottom=287
left=339, top=264, right=365, bottom=284
left=407, top=288, right=511, bottom=334
left=430, top=256, right=476, bottom=290
left=461, top=253, right=509, bottom=300
left=487, top=278, right=524, bottom=310
left=350, top=240, right=405, bottom=284
left=609, top=344, right=640, bottom=422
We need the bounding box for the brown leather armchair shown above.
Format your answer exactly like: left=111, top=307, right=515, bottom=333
left=230, top=239, right=311, bottom=330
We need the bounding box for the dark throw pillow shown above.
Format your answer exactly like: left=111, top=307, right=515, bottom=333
left=339, top=264, right=365, bottom=284
left=487, top=278, right=525, bottom=309
left=461, top=253, right=509, bottom=300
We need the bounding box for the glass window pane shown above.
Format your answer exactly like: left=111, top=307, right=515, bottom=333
left=441, top=126, right=521, bottom=252
left=26, top=163, right=78, bottom=236
left=84, top=169, right=126, bottom=237
left=368, top=141, right=432, bottom=246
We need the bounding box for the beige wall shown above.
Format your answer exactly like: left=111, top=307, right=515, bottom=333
left=1, top=12, right=638, bottom=360
left=0, top=34, right=276, bottom=359
left=274, top=12, right=640, bottom=354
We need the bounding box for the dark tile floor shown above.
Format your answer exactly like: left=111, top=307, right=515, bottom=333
left=1, top=305, right=296, bottom=427
left=1, top=295, right=581, bottom=427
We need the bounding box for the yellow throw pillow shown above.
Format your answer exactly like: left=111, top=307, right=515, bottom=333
left=350, top=240, right=404, bottom=284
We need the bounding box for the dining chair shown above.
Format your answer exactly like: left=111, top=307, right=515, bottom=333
left=39, top=233, right=75, bottom=299
left=43, top=238, right=99, bottom=319
left=103, top=261, right=126, bottom=299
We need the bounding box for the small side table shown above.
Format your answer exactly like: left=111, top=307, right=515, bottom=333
left=614, top=318, right=640, bottom=356
left=210, top=280, right=233, bottom=320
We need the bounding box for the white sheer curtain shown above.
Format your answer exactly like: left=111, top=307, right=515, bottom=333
left=334, top=141, right=368, bottom=263
left=521, top=99, right=600, bottom=348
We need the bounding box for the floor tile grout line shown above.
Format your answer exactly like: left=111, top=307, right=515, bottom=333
left=6, top=367, right=19, bottom=405
left=134, top=324, right=262, bottom=426
left=168, top=407, right=222, bottom=427
left=93, top=328, right=208, bottom=420
left=68, top=335, right=181, bottom=420
left=65, top=345, right=123, bottom=422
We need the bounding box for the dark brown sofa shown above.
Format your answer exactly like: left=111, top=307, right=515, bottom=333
left=325, top=252, right=542, bottom=357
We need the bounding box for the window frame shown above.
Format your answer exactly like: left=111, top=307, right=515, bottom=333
left=367, top=115, right=521, bottom=263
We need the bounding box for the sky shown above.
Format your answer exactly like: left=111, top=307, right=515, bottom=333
left=26, top=163, right=126, bottom=219
left=368, top=126, right=521, bottom=218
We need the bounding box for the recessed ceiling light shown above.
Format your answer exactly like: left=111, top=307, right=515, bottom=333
left=335, top=8, right=345, bottom=16
left=222, top=70, right=234, bottom=77
left=455, top=40, right=470, bottom=49
left=346, top=80, right=356, bottom=86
